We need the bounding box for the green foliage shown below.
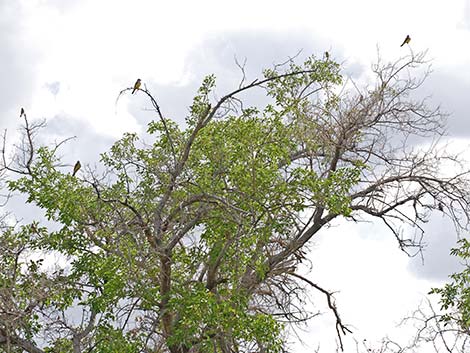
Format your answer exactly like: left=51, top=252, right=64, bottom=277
left=263, top=55, right=342, bottom=107
left=2, top=55, right=363, bottom=352
left=430, top=238, right=470, bottom=330
left=44, top=338, right=73, bottom=353
left=0, top=226, right=55, bottom=341
left=187, top=74, right=215, bottom=126
left=167, top=283, right=282, bottom=352
left=92, top=324, right=143, bottom=353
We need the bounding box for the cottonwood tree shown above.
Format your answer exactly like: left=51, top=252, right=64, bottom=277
left=1, top=51, right=469, bottom=353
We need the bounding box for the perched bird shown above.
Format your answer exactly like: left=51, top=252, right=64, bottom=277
left=324, top=51, right=330, bottom=60
left=132, top=79, right=141, bottom=94
left=400, top=35, right=411, bottom=47
left=20, top=108, right=25, bottom=118
left=72, top=161, right=81, bottom=176
left=438, top=202, right=444, bottom=212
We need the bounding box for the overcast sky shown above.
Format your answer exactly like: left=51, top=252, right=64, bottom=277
left=2, top=0, right=470, bottom=352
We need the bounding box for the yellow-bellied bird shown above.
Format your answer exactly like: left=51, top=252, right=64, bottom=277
left=72, top=161, right=81, bottom=176
left=20, top=108, right=25, bottom=118
left=132, top=79, right=141, bottom=94
left=400, top=35, right=411, bottom=47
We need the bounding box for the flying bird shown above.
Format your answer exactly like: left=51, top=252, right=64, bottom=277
left=132, top=79, right=141, bottom=94
left=20, top=108, right=25, bottom=118
left=400, top=35, right=411, bottom=47
left=72, top=161, right=81, bottom=176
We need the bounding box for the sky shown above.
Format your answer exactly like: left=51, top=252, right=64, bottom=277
left=2, top=0, right=470, bottom=351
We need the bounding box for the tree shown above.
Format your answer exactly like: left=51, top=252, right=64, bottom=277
left=1, top=51, right=469, bottom=353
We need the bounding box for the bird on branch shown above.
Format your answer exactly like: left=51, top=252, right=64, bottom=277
left=132, top=79, right=141, bottom=94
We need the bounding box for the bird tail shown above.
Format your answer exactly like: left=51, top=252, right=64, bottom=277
left=131, top=89, right=136, bottom=94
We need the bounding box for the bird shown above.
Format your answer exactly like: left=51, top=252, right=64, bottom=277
left=438, top=202, right=444, bottom=212
left=20, top=108, right=25, bottom=118
left=324, top=51, right=330, bottom=60
left=400, top=35, right=411, bottom=47
left=72, top=161, right=81, bottom=176
left=132, top=79, right=141, bottom=94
